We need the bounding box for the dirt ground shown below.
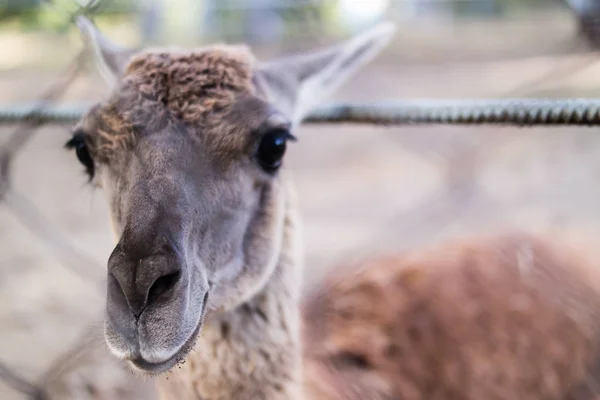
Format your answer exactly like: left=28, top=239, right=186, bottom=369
left=4, top=12, right=600, bottom=399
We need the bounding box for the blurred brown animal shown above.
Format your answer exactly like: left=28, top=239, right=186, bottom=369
left=67, top=16, right=600, bottom=400
left=303, top=232, right=600, bottom=400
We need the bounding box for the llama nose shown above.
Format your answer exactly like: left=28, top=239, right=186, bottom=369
left=107, top=248, right=182, bottom=317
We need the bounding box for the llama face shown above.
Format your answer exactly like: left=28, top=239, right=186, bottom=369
left=68, top=16, right=395, bottom=374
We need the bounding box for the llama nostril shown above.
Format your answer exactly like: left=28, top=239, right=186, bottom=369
left=148, top=271, right=181, bottom=304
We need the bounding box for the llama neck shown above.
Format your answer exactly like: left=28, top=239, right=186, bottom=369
left=155, top=182, right=304, bottom=400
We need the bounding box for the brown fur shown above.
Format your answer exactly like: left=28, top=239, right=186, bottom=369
left=78, top=45, right=256, bottom=162
left=303, top=232, right=600, bottom=400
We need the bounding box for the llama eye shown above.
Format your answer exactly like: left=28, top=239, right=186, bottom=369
left=65, top=132, right=95, bottom=179
left=255, top=129, right=296, bottom=173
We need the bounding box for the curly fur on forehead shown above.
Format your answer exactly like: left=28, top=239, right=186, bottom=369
left=82, top=45, right=257, bottom=161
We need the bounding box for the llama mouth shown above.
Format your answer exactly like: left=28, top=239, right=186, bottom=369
left=129, top=297, right=207, bottom=375
left=130, top=314, right=203, bottom=374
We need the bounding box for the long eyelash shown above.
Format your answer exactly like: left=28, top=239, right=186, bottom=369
left=269, top=128, right=297, bottom=142
left=64, top=131, right=85, bottom=150
left=284, top=131, right=298, bottom=142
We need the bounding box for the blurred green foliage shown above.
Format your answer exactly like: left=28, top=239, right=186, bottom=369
left=0, top=0, right=136, bottom=32
left=0, top=0, right=41, bottom=27
left=450, top=0, right=561, bottom=17
left=205, top=0, right=338, bottom=46
left=0, top=0, right=567, bottom=38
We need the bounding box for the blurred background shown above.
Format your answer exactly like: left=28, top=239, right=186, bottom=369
left=2, top=0, right=600, bottom=398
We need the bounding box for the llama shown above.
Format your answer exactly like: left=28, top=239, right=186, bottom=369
left=302, top=232, right=600, bottom=400
left=67, top=16, right=600, bottom=399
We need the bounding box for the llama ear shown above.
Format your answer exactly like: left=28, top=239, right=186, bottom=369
left=75, top=16, right=136, bottom=87
left=255, top=22, right=396, bottom=127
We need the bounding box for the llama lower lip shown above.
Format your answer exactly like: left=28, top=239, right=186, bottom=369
left=130, top=354, right=180, bottom=374
left=130, top=299, right=207, bottom=374
left=131, top=320, right=201, bottom=374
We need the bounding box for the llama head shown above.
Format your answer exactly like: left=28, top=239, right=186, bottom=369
left=67, top=16, right=395, bottom=374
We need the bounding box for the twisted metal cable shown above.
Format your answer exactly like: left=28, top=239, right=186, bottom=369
left=0, top=104, right=88, bottom=125
left=5, top=98, right=600, bottom=127
left=305, top=99, right=600, bottom=126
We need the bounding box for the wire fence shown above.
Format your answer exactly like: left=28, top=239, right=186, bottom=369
left=1, top=0, right=600, bottom=399
left=0, top=5, right=111, bottom=394
left=0, top=0, right=157, bottom=396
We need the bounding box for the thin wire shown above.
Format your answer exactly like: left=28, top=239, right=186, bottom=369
left=4, top=191, right=104, bottom=286
left=0, top=361, right=46, bottom=400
